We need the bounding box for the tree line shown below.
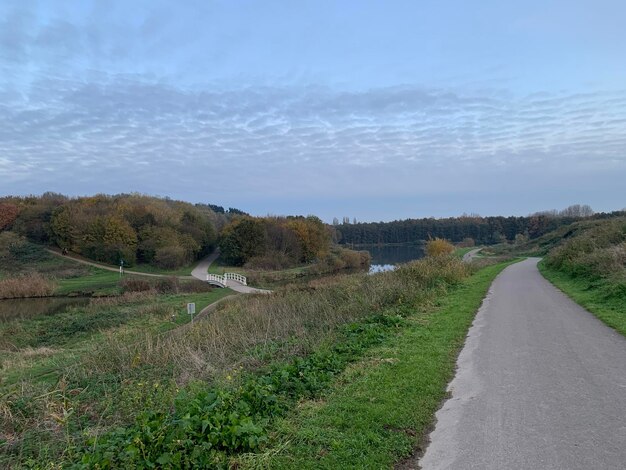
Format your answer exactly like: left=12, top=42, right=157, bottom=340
left=336, top=207, right=624, bottom=246
left=0, top=193, right=359, bottom=272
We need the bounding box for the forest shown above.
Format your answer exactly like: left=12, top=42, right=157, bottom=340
left=0, top=193, right=225, bottom=268
left=335, top=207, right=622, bottom=245
left=0, top=193, right=358, bottom=272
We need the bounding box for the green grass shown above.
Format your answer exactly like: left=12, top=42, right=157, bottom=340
left=55, top=267, right=124, bottom=296
left=453, top=246, right=476, bottom=258
left=539, top=262, right=626, bottom=337
left=241, top=260, right=516, bottom=469
left=0, top=289, right=235, bottom=386
left=118, top=262, right=197, bottom=276
left=1, top=257, right=510, bottom=467
left=207, top=260, right=307, bottom=276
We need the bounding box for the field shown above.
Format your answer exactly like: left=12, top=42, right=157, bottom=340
left=0, top=254, right=514, bottom=467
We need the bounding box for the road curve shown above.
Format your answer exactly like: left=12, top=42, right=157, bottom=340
left=190, top=250, right=271, bottom=294
left=190, top=249, right=221, bottom=280
left=416, top=258, right=626, bottom=470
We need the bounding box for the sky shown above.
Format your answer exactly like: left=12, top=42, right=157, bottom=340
left=1, top=0, right=625, bottom=222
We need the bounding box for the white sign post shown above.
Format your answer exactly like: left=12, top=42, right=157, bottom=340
left=187, top=302, right=196, bottom=322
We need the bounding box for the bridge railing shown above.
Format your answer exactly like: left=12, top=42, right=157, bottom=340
left=206, top=273, right=247, bottom=287
left=224, top=272, right=247, bottom=285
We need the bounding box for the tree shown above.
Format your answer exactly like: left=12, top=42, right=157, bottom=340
left=287, top=216, right=331, bottom=263
left=219, top=217, right=267, bottom=266
left=559, top=204, right=594, bottom=218
left=0, top=203, right=19, bottom=231
left=515, top=233, right=529, bottom=245
left=102, top=216, right=138, bottom=265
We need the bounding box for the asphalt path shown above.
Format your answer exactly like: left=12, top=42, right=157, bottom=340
left=190, top=249, right=271, bottom=294
left=415, top=258, right=626, bottom=470
left=190, top=249, right=221, bottom=280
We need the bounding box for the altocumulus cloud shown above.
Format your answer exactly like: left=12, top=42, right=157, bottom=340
left=1, top=76, right=625, bottom=203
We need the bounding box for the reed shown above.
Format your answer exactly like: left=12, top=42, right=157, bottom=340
left=0, top=273, right=57, bottom=299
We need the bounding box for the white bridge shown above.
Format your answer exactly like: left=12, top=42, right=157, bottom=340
left=206, top=273, right=248, bottom=288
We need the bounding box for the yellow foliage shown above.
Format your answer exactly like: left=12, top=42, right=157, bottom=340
left=426, top=238, right=455, bottom=257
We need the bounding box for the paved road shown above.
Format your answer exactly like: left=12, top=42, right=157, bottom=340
left=416, top=258, right=626, bottom=470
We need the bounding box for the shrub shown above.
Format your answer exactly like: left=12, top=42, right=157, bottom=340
left=120, top=278, right=154, bottom=293
left=545, top=219, right=626, bottom=280
left=245, top=251, right=293, bottom=270
left=426, top=238, right=455, bottom=257
left=155, top=246, right=188, bottom=269
left=458, top=237, right=475, bottom=247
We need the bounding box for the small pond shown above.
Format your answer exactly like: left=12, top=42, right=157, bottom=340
left=354, top=243, right=425, bottom=273
left=0, top=297, right=90, bottom=323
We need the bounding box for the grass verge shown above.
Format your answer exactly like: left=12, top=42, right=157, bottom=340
left=239, top=260, right=516, bottom=469
left=538, top=262, right=626, bottom=337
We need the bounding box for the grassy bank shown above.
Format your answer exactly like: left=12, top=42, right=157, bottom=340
left=453, top=246, right=476, bottom=258
left=243, top=261, right=514, bottom=469
left=539, top=263, right=626, bottom=337
left=1, top=256, right=511, bottom=467
left=539, top=217, right=625, bottom=337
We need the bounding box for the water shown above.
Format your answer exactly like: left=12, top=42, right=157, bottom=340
left=356, top=244, right=425, bottom=273
left=0, top=297, right=90, bottom=323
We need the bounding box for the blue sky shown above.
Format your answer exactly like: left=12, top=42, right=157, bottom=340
left=1, top=0, right=625, bottom=221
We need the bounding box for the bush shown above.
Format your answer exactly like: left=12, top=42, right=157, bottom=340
left=426, top=238, right=455, bottom=257
left=245, top=251, right=293, bottom=270
left=155, top=246, right=188, bottom=269
left=458, top=237, right=475, bottom=248
left=120, top=278, right=154, bottom=293
left=155, top=276, right=180, bottom=294
left=119, top=277, right=212, bottom=295
left=545, top=219, right=626, bottom=280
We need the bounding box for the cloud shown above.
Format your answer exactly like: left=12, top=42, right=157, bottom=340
left=1, top=76, right=625, bottom=198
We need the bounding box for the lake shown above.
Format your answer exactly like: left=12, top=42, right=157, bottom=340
left=355, top=244, right=425, bottom=273
left=0, top=297, right=90, bottom=323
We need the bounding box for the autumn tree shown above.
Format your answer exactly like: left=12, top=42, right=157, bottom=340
left=219, top=217, right=267, bottom=266
left=287, top=216, right=331, bottom=262
left=0, top=203, right=19, bottom=231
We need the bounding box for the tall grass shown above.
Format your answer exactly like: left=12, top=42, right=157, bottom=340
left=1, top=256, right=472, bottom=466
left=541, top=217, right=626, bottom=336
left=0, top=273, right=57, bottom=299
left=80, top=256, right=470, bottom=385
left=544, top=218, right=626, bottom=292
